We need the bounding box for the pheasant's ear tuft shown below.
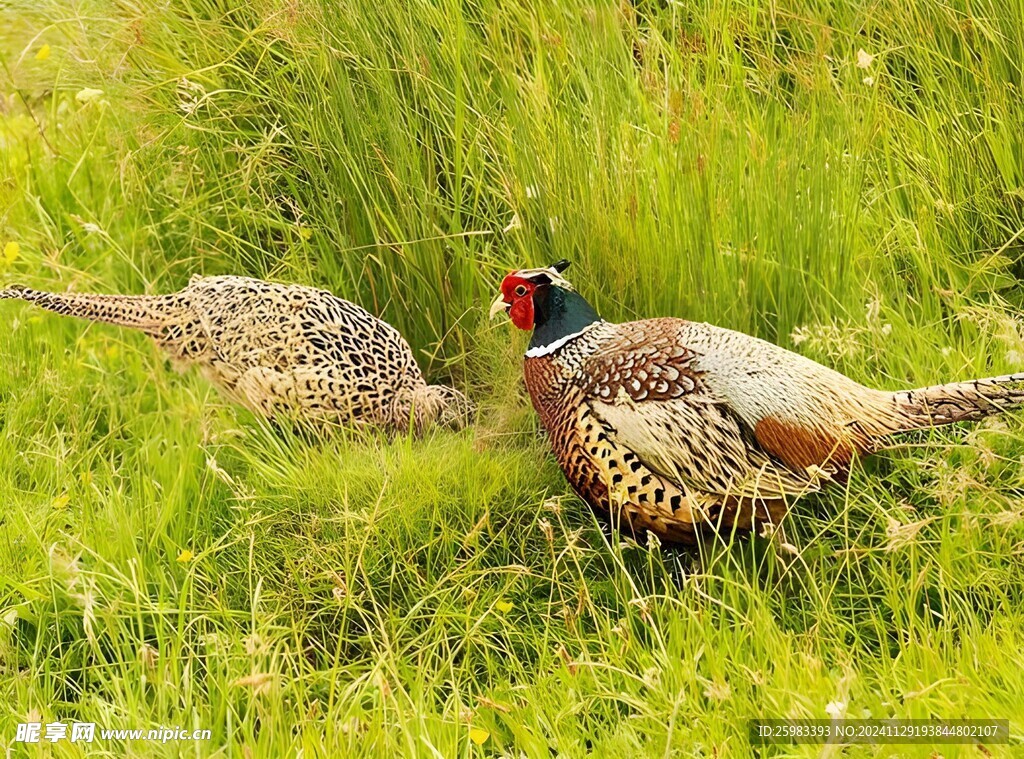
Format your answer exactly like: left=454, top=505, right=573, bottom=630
left=515, top=263, right=575, bottom=291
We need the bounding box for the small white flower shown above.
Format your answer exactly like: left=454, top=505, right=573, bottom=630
left=825, top=700, right=847, bottom=719
left=856, top=49, right=874, bottom=69
left=881, top=323, right=892, bottom=336
left=863, top=76, right=875, bottom=86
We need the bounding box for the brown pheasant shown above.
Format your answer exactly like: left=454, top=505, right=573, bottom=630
left=2, top=275, right=472, bottom=433
left=491, top=260, right=1024, bottom=544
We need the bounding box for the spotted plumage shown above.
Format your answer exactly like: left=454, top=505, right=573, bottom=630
left=2, top=275, right=472, bottom=432
left=492, top=261, right=1024, bottom=544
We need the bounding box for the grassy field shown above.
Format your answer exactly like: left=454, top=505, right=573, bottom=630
left=1, top=0, right=1023, bottom=755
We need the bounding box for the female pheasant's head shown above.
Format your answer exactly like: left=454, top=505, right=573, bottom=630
left=490, top=260, right=603, bottom=355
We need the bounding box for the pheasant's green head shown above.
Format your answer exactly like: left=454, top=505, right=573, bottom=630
left=490, top=260, right=602, bottom=353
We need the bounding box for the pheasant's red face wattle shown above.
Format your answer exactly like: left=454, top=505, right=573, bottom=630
left=497, top=274, right=538, bottom=331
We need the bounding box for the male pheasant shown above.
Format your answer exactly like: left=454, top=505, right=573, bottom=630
left=2, top=275, right=472, bottom=433
left=491, top=260, right=1024, bottom=544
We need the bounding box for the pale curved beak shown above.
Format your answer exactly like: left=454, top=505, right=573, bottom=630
left=489, top=292, right=510, bottom=320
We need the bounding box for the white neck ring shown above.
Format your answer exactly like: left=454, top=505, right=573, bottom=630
left=525, top=323, right=601, bottom=358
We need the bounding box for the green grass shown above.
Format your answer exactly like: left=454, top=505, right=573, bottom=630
left=1, top=0, right=1024, bottom=755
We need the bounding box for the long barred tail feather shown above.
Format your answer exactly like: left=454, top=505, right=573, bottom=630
left=0, top=286, right=175, bottom=334
left=892, top=373, right=1024, bottom=430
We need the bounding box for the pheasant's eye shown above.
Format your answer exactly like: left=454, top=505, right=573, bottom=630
left=514, top=285, right=528, bottom=297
